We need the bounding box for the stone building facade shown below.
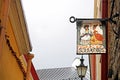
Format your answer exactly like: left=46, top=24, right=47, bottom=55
left=92, top=0, right=120, bottom=80
left=108, top=0, right=120, bottom=80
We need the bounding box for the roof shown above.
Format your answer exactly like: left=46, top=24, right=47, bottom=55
left=37, top=67, right=89, bottom=80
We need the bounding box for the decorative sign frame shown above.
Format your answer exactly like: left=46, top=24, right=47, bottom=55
left=76, top=20, right=106, bottom=54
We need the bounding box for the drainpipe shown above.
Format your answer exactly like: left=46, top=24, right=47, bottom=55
left=101, top=0, right=108, bottom=80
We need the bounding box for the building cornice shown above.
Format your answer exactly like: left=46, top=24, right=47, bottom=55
left=9, top=0, right=32, bottom=55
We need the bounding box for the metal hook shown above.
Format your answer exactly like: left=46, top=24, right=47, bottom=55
left=109, top=12, right=119, bottom=24
left=69, top=16, right=76, bottom=23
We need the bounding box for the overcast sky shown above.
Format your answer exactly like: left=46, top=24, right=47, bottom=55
left=21, top=0, right=94, bottom=70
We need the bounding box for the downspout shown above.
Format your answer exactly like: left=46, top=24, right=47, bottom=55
left=101, top=0, right=108, bottom=80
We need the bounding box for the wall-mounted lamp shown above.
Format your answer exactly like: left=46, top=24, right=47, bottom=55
left=76, top=56, right=87, bottom=80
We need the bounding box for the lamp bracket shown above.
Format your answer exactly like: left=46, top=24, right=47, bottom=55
left=69, top=13, right=119, bottom=24
left=69, top=12, right=119, bottom=38
left=109, top=12, right=119, bottom=24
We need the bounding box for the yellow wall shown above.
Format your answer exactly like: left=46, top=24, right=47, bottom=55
left=0, top=7, right=1, bottom=20
left=0, top=16, right=25, bottom=80
left=0, top=38, right=24, bottom=80
left=0, top=0, right=35, bottom=80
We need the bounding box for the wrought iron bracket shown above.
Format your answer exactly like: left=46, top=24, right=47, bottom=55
left=69, top=12, right=119, bottom=24
left=69, top=12, right=119, bottom=38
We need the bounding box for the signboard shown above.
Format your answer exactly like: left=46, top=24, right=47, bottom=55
left=77, top=20, right=106, bottom=54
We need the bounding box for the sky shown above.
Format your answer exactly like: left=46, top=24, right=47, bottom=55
left=21, top=0, right=94, bottom=70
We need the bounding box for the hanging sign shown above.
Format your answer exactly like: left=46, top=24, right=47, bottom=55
left=76, top=20, right=106, bottom=54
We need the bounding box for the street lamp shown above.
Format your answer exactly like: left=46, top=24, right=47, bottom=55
left=76, top=56, right=87, bottom=80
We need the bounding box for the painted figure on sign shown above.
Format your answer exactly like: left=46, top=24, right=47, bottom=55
left=80, top=25, right=91, bottom=45
left=90, top=24, right=104, bottom=45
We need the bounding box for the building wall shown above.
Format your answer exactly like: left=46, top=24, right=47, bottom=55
left=93, top=0, right=120, bottom=80
left=108, top=0, right=120, bottom=79
left=0, top=26, right=24, bottom=80
left=90, top=55, right=96, bottom=80
left=0, top=15, right=25, bottom=80
left=96, top=55, right=101, bottom=80
left=90, top=0, right=102, bottom=80
left=0, top=0, right=38, bottom=80
left=95, top=1, right=102, bottom=80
